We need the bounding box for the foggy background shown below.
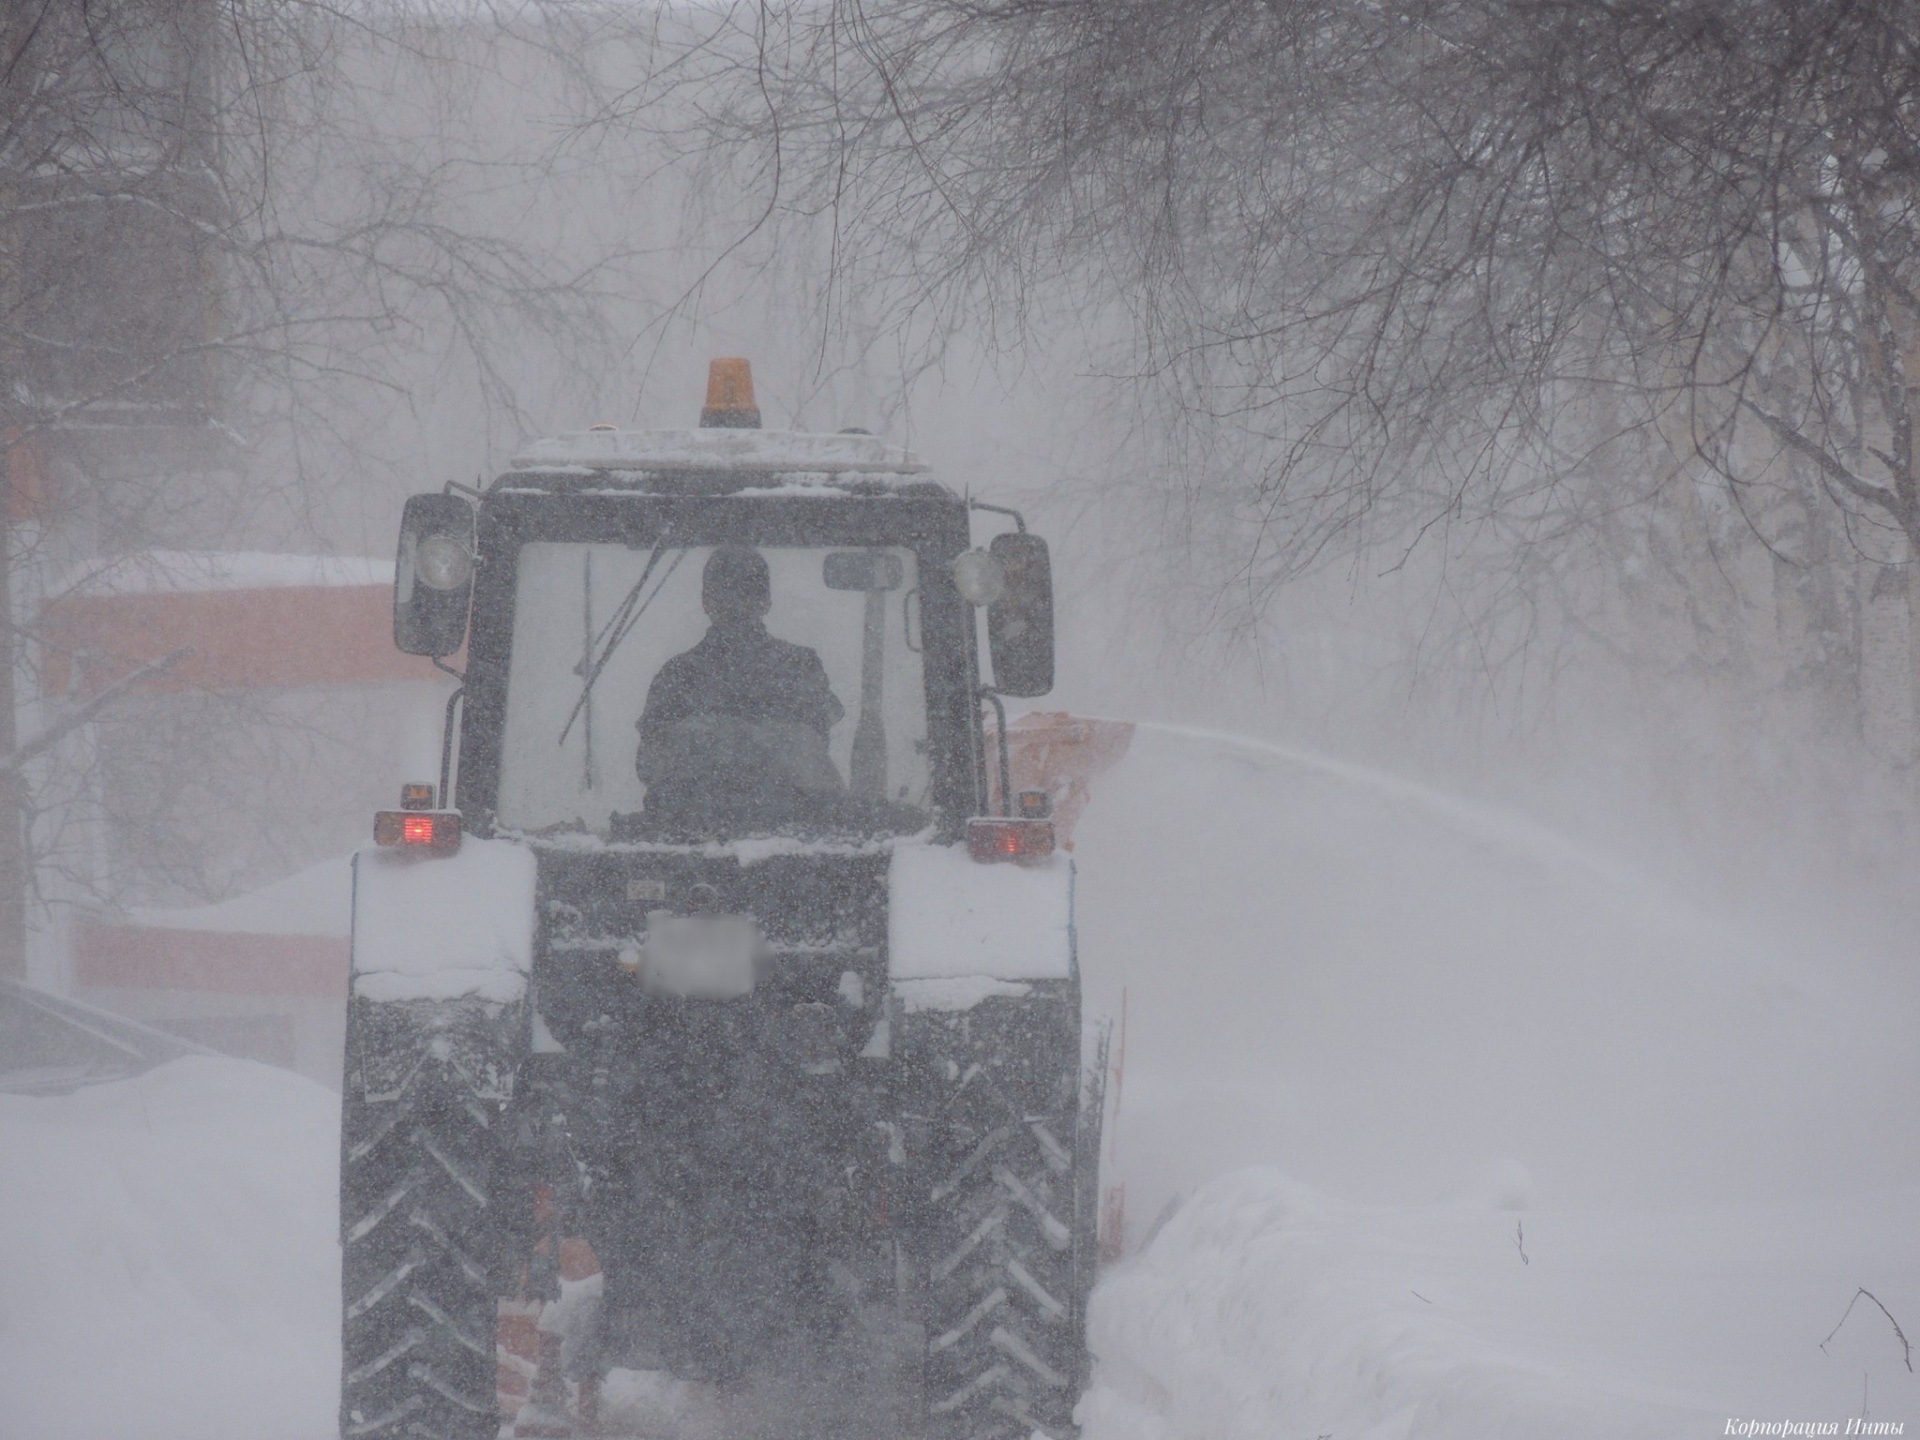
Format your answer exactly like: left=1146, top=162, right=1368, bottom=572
left=3, top=6, right=1918, bottom=1436
left=2, top=0, right=1914, bottom=1160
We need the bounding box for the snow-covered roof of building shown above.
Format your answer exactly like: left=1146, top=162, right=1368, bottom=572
left=53, top=551, right=392, bottom=600
left=126, top=854, right=352, bottom=938
left=509, top=427, right=929, bottom=477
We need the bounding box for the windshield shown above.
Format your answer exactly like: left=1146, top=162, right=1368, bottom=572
left=496, top=542, right=930, bottom=838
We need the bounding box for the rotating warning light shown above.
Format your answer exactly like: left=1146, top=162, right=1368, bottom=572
left=1015, top=788, right=1053, bottom=819
left=374, top=809, right=461, bottom=853
left=699, top=357, right=761, bottom=429
left=967, top=816, right=1054, bottom=864
left=399, top=782, right=435, bottom=811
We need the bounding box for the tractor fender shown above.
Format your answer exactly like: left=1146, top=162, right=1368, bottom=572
left=350, top=837, right=537, bottom=1004
left=886, top=841, right=1074, bottom=1009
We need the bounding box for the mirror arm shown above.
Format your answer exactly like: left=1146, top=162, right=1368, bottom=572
left=431, top=655, right=465, bottom=683
left=440, top=686, right=465, bottom=809
left=978, top=687, right=1012, bottom=817
left=967, top=498, right=1027, bottom=534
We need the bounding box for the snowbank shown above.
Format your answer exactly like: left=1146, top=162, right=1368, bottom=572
left=0, top=1055, right=339, bottom=1440
left=1067, top=722, right=1920, bottom=1438
left=130, top=852, right=353, bottom=937
left=1080, top=1167, right=1920, bottom=1440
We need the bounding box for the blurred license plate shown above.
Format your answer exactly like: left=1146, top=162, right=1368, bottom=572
left=640, top=914, right=760, bottom=1000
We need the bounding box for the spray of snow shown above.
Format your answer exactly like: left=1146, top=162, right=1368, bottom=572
left=1074, top=723, right=1917, bottom=1219
left=1069, top=722, right=1920, bottom=1439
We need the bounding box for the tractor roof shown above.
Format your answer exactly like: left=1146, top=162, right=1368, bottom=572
left=497, top=428, right=954, bottom=501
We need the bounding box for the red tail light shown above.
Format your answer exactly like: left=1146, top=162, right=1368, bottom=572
left=374, top=810, right=461, bottom=853
left=967, top=817, right=1055, bottom=864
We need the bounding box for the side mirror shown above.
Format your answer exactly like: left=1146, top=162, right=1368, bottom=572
left=394, top=494, right=474, bottom=657
left=986, top=531, right=1053, bottom=696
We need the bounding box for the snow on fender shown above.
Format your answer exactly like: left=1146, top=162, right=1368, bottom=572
left=350, top=837, right=536, bottom=1003
left=887, top=842, right=1074, bottom=1010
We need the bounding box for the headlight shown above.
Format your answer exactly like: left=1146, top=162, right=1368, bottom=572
left=951, top=548, right=1006, bottom=606
left=415, top=533, right=473, bottom=591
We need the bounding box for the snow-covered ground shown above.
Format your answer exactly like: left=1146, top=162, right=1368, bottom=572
left=1, top=720, right=1914, bottom=1438
left=0, top=1055, right=339, bottom=1440
left=1082, top=1170, right=1920, bottom=1439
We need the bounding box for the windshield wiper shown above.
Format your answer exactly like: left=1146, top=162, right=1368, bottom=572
left=558, top=533, right=685, bottom=746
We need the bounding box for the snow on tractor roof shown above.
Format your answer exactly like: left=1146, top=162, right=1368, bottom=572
left=509, top=427, right=930, bottom=478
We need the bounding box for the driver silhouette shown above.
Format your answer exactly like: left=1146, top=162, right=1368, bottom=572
left=635, top=546, right=845, bottom=825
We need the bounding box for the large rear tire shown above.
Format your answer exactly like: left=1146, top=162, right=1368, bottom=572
left=339, top=996, right=524, bottom=1440
left=907, top=993, right=1094, bottom=1440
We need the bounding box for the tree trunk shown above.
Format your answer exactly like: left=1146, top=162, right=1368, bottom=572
left=0, top=467, right=23, bottom=980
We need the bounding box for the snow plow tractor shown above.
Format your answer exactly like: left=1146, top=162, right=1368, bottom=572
left=339, top=360, right=1102, bottom=1440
